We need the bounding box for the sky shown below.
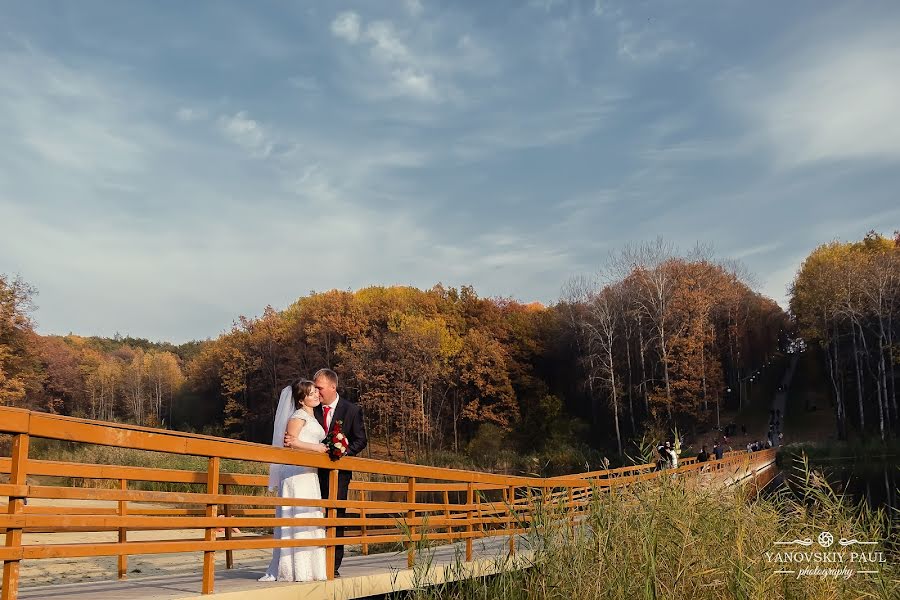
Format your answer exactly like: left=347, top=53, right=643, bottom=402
left=2, top=1, right=899, bottom=344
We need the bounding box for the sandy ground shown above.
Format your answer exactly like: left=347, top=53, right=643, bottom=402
left=3, top=498, right=275, bottom=589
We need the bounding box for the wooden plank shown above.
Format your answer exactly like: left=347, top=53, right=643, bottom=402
left=12, top=529, right=503, bottom=560
left=349, top=481, right=505, bottom=492
left=22, top=484, right=495, bottom=512
left=0, top=514, right=501, bottom=529
left=0, top=408, right=29, bottom=434
left=12, top=408, right=573, bottom=487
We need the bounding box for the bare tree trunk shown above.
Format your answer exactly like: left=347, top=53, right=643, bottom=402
left=828, top=326, right=847, bottom=440
left=855, top=319, right=883, bottom=440
left=586, top=355, right=599, bottom=428
left=638, top=316, right=649, bottom=413
left=452, top=389, right=459, bottom=453
left=419, top=378, right=426, bottom=458
left=888, top=312, right=897, bottom=427
left=385, top=410, right=393, bottom=459
left=700, top=324, right=708, bottom=413
left=851, top=321, right=866, bottom=433
left=659, top=325, right=673, bottom=422
left=609, top=348, right=622, bottom=455
left=625, top=334, right=636, bottom=433
left=878, top=327, right=892, bottom=436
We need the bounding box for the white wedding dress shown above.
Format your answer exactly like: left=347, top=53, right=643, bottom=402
left=262, top=410, right=327, bottom=582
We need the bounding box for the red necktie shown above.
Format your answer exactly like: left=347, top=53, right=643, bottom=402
left=323, top=405, right=331, bottom=432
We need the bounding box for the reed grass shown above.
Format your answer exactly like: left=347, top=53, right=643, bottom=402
left=402, top=457, right=898, bottom=600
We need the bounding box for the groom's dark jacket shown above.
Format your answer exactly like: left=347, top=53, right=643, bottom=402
left=314, top=396, right=366, bottom=573
left=314, top=397, right=367, bottom=497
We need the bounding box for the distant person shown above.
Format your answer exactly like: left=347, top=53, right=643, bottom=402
left=713, top=442, right=724, bottom=461
left=697, top=446, right=709, bottom=462
left=656, top=443, right=669, bottom=471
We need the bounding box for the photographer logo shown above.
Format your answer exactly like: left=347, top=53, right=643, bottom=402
left=765, top=531, right=885, bottom=579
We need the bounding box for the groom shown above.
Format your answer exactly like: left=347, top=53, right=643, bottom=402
left=308, top=368, right=366, bottom=576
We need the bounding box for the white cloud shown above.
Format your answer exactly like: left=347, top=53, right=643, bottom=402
left=286, top=75, right=320, bottom=93
left=450, top=92, right=624, bottom=159
left=726, top=29, right=900, bottom=168
left=328, top=10, right=498, bottom=103
left=217, top=111, right=273, bottom=157
left=615, top=22, right=696, bottom=65
left=404, top=0, right=424, bottom=17
left=176, top=107, right=206, bottom=122
left=0, top=48, right=150, bottom=175
left=331, top=11, right=362, bottom=44
left=366, top=21, right=413, bottom=64
left=392, top=67, right=438, bottom=100
left=729, top=242, right=782, bottom=260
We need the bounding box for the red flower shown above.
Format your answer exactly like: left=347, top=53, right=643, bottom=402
left=323, top=420, right=349, bottom=460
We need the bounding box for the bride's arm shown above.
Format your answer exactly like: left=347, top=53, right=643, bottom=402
left=284, top=418, right=327, bottom=452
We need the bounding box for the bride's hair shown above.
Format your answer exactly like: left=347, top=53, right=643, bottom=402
left=291, top=379, right=315, bottom=408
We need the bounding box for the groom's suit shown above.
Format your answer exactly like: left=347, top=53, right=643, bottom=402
left=315, top=396, right=367, bottom=574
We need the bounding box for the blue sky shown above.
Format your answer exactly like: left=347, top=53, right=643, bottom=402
left=2, top=1, right=899, bottom=343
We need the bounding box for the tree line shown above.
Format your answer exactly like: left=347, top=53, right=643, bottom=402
left=790, top=231, right=900, bottom=440
left=562, top=239, right=787, bottom=454
left=2, top=239, right=789, bottom=460
left=0, top=276, right=187, bottom=427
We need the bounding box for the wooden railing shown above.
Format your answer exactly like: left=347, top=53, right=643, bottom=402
left=0, top=406, right=776, bottom=600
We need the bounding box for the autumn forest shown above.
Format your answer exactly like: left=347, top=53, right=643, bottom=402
left=2, top=234, right=898, bottom=467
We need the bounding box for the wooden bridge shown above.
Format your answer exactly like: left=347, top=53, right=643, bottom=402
left=0, top=406, right=776, bottom=600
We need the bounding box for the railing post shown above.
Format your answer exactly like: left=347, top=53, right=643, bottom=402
left=568, top=486, right=575, bottom=541
left=360, top=489, right=368, bottom=556
left=118, top=478, right=128, bottom=579
left=325, top=469, right=338, bottom=579
left=2, top=433, right=29, bottom=600
left=201, top=456, right=220, bottom=595
left=507, top=485, right=516, bottom=556
left=443, top=489, right=452, bottom=542
left=465, top=483, right=473, bottom=562
left=222, top=484, right=233, bottom=569
left=406, top=477, right=416, bottom=568
left=477, top=488, right=485, bottom=539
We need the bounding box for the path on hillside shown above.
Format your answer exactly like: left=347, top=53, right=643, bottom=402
left=770, top=353, right=799, bottom=446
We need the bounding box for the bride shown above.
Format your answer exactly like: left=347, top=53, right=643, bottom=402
left=259, top=379, right=328, bottom=582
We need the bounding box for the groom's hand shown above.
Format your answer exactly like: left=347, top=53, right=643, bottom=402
left=283, top=433, right=296, bottom=448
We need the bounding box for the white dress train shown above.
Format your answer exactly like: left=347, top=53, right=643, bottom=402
left=263, top=410, right=327, bottom=582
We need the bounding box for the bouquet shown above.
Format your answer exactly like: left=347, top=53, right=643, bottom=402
left=323, top=420, right=349, bottom=460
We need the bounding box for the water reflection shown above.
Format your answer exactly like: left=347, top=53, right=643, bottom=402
left=769, top=456, right=899, bottom=523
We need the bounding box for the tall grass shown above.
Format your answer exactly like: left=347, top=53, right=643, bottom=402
left=402, top=458, right=898, bottom=600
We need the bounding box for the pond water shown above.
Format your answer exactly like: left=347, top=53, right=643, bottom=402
left=769, top=455, right=899, bottom=523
